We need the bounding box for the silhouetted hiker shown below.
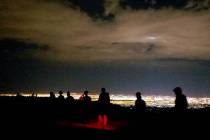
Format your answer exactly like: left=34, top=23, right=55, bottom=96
left=98, top=88, right=110, bottom=105
left=83, top=90, right=91, bottom=103
left=31, top=92, right=37, bottom=98
left=98, top=88, right=110, bottom=128
left=58, top=90, right=64, bottom=101
left=135, top=92, right=146, bottom=112
left=78, top=91, right=92, bottom=120
left=66, top=91, right=74, bottom=102
left=16, top=92, right=23, bottom=101
left=173, top=87, right=188, bottom=111
left=16, top=92, right=22, bottom=97
left=50, top=91, right=55, bottom=99
left=15, top=92, right=24, bottom=103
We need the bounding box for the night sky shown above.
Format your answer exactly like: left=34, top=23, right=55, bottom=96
left=1, top=0, right=210, bottom=96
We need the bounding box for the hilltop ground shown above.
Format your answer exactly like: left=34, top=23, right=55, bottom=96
left=0, top=96, right=209, bottom=139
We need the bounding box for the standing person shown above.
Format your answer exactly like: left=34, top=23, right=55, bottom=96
left=50, top=91, right=55, bottom=99
left=135, top=92, right=146, bottom=112
left=80, top=91, right=92, bottom=118
left=58, top=90, right=64, bottom=102
left=83, top=90, right=91, bottom=103
left=98, top=88, right=110, bottom=105
left=98, top=88, right=110, bottom=128
left=66, top=91, right=74, bottom=102
left=173, top=87, right=188, bottom=112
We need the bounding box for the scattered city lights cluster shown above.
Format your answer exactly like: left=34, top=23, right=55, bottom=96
left=1, top=93, right=210, bottom=108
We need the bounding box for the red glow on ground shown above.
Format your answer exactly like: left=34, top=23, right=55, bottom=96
left=58, top=121, right=113, bottom=130
left=58, top=115, right=128, bottom=131
left=71, top=121, right=113, bottom=130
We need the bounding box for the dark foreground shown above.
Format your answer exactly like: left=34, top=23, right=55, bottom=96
left=1, top=96, right=210, bottom=139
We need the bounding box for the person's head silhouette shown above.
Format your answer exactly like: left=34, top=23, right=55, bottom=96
left=101, top=88, right=106, bottom=93
left=136, top=92, right=142, bottom=100
left=59, top=90, right=63, bottom=96
left=173, top=87, right=182, bottom=96
left=84, top=90, right=89, bottom=96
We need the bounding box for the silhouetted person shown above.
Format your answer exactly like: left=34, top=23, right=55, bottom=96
left=50, top=91, right=55, bottom=99
left=173, top=87, right=188, bottom=112
left=15, top=92, right=24, bottom=104
left=31, top=92, right=37, bottom=98
left=135, top=92, right=146, bottom=112
left=58, top=90, right=64, bottom=101
left=83, top=90, right=91, bottom=103
left=66, top=91, right=74, bottom=102
left=16, top=92, right=23, bottom=100
left=98, top=88, right=110, bottom=105
left=16, top=92, right=22, bottom=97
left=98, top=88, right=110, bottom=127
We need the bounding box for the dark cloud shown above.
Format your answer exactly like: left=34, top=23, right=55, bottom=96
left=120, top=0, right=186, bottom=10
left=0, top=38, right=49, bottom=61
left=65, top=0, right=114, bottom=20
left=119, top=0, right=209, bottom=10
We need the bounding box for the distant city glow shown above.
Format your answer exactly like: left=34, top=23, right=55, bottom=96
left=1, top=92, right=209, bottom=108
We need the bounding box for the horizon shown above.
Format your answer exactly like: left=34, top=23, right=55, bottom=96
left=0, top=90, right=210, bottom=98
left=1, top=92, right=210, bottom=108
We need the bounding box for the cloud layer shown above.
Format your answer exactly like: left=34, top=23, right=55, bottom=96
left=1, top=0, right=210, bottom=63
